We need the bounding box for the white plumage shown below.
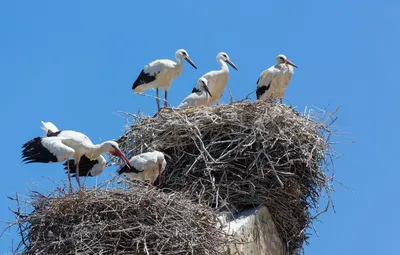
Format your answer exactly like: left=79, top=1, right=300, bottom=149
left=41, top=121, right=59, bottom=135
left=88, top=156, right=106, bottom=176
left=178, top=78, right=212, bottom=109
left=118, top=151, right=167, bottom=186
left=132, top=49, right=198, bottom=110
left=41, top=137, right=75, bottom=162
left=193, top=52, right=238, bottom=106
left=22, top=121, right=132, bottom=189
left=256, top=54, right=298, bottom=103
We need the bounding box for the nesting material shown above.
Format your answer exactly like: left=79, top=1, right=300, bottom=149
left=11, top=185, right=228, bottom=255
left=117, top=101, right=336, bottom=254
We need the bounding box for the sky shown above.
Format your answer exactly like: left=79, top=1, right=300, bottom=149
left=0, top=0, right=399, bottom=254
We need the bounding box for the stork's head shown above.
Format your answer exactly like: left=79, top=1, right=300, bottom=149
left=101, top=141, right=133, bottom=169
left=276, top=54, right=298, bottom=68
left=217, top=52, right=239, bottom=71
left=176, top=49, right=197, bottom=69
left=196, top=77, right=212, bottom=97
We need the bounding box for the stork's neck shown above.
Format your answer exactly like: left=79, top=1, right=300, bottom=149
left=86, top=143, right=110, bottom=159
left=217, top=58, right=229, bottom=72
left=175, top=57, right=184, bottom=68
left=279, top=63, right=293, bottom=72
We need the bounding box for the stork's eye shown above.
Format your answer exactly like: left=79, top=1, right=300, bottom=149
left=279, top=57, right=284, bottom=60
left=182, top=51, right=187, bottom=56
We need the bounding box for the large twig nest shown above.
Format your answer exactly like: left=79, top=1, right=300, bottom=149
left=10, top=185, right=229, bottom=255
left=116, top=101, right=337, bottom=254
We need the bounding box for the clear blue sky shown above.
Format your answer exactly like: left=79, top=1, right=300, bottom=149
left=0, top=0, right=398, bottom=254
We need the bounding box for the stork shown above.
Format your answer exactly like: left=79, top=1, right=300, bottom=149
left=50, top=125, right=107, bottom=179
left=132, top=49, right=197, bottom=110
left=21, top=121, right=132, bottom=190
left=192, top=52, right=238, bottom=106
left=63, top=155, right=106, bottom=178
left=178, top=78, right=212, bottom=109
left=256, top=54, right=298, bottom=103
left=117, top=151, right=167, bottom=187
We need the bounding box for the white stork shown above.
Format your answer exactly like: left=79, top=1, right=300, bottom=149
left=63, top=155, right=107, bottom=178
left=41, top=123, right=107, bottom=179
left=256, top=54, right=298, bottom=103
left=117, top=151, right=167, bottom=186
left=192, top=52, right=238, bottom=106
left=178, top=78, right=212, bottom=109
left=132, top=49, right=198, bottom=110
left=21, top=121, right=132, bottom=189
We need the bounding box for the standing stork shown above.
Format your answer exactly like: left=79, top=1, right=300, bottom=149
left=256, top=54, right=298, bottom=103
left=117, top=151, right=167, bottom=187
left=132, top=49, right=198, bottom=110
left=21, top=121, right=132, bottom=189
left=43, top=122, right=107, bottom=179
left=178, top=78, right=212, bottom=109
left=192, top=52, right=238, bottom=106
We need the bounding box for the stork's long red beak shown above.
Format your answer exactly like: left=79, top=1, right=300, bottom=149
left=114, top=150, right=132, bottom=169
left=285, top=59, right=298, bottom=68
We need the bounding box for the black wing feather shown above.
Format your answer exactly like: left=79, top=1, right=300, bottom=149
left=132, top=70, right=157, bottom=90
left=46, top=130, right=62, bottom=137
left=63, top=155, right=98, bottom=177
left=256, top=83, right=271, bottom=99
left=117, top=164, right=142, bottom=175
left=21, top=137, right=58, bottom=164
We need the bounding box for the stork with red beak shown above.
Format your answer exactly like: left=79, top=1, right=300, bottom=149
left=117, top=151, right=167, bottom=187
left=21, top=121, right=132, bottom=190
left=256, top=54, right=298, bottom=103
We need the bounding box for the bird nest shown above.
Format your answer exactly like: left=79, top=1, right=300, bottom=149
left=9, top=185, right=229, bottom=255
left=116, top=101, right=338, bottom=254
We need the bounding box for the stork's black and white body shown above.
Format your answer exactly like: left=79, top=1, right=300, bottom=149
left=21, top=121, right=132, bottom=189
left=63, top=155, right=106, bottom=178
left=256, top=54, right=298, bottom=103
left=192, top=52, right=238, bottom=106
left=132, top=49, right=197, bottom=110
left=117, top=151, right=167, bottom=186
left=178, top=78, right=212, bottom=109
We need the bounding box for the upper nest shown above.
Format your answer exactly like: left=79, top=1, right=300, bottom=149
left=117, top=101, right=336, bottom=254
left=12, top=185, right=228, bottom=255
